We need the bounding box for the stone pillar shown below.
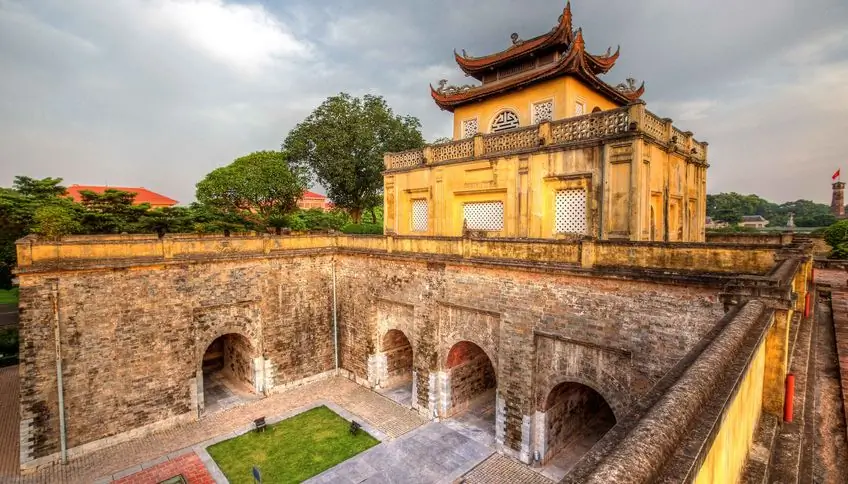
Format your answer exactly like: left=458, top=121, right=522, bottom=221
left=428, top=372, right=440, bottom=420
left=533, top=410, right=548, bottom=464
left=832, top=181, right=845, bottom=218
left=520, top=415, right=533, bottom=464
left=194, top=370, right=204, bottom=416
left=253, top=356, right=265, bottom=393
left=367, top=353, right=388, bottom=388
left=437, top=371, right=451, bottom=418
left=411, top=370, right=419, bottom=411
left=495, top=392, right=507, bottom=447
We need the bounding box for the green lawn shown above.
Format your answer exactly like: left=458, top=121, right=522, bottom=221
left=207, top=406, right=379, bottom=484
left=0, top=288, right=18, bottom=305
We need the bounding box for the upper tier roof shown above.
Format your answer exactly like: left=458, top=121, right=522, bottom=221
left=433, top=1, right=643, bottom=112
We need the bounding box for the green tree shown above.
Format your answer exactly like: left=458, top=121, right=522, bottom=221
left=32, top=203, right=82, bottom=239
left=283, top=93, right=424, bottom=223
left=196, top=151, right=305, bottom=228
left=0, top=177, right=70, bottom=287
left=824, top=220, right=848, bottom=258
left=77, top=189, right=150, bottom=233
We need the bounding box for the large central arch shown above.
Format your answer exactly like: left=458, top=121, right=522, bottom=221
left=199, top=332, right=260, bottom=414
left=442, top=340, right=498, bottom=445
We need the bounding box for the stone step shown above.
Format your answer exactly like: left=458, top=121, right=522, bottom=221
left=765, top=303, right=818, bottom=483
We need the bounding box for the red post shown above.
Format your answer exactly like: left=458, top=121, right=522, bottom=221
left=784, top=373, right=795, bottom=422
left=805, top=292, right=811, bottom=319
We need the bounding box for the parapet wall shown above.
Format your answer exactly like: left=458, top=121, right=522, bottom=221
left=16, top=233, right=781, bottom=276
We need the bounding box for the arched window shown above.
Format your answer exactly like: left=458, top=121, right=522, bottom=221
left=592, top=106, right=602, bottom=113
left=490, top=110, right=520, bottom=133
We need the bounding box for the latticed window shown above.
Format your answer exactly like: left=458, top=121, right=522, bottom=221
left=462, top=118, right=478, bottom=138
left=411, top=199, right=428, bottom=232
left=555, top=189, right=587, bottom=234
left=490, top=110, right=520, bottom=133
left=463, top=201, right=504, bottom=231
left=532, top=100, right=553, bottom=124
left=574, top=102, right=585, bottom=116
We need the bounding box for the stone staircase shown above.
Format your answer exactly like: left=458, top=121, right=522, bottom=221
left=746, top=305, right=817, bottom=483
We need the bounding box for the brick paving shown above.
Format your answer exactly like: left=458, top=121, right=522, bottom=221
left=112, top=452, right=213, bottom=484
left=460, top=454, right=554, bottom=484
left=0, top=375, right=425, bottom=484
left=0, top=365, right=20, bottom=477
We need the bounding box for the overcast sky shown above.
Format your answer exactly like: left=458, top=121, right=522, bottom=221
left=2, top=0, right=847, bottom=205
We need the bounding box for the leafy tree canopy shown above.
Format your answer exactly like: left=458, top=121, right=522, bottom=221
left=196, top=150, right=305, bottom=227
left=283, top=93, right=424, bottom=223
left=707, top=192, right=836, bottom=228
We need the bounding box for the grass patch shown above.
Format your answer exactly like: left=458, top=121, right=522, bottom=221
left=0, top=287, right=18, bottom=305
left=207, top=406, right=379, bottom=484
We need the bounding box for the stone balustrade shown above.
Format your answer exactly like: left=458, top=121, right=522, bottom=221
left=384, top=102, right=709, bottom=170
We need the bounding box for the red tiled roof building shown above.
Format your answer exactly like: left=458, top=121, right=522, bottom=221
left=65, top=185, right=179, bottom=208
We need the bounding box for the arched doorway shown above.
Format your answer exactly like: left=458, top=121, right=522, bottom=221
left=378, top=329, right=414, bottom=406
left=444, top=341, right=497, bottom=445
left=200, top=333, right=260, bottom=414
left=539, top=382, right=616, bottom=479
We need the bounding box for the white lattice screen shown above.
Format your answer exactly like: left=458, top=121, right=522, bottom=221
left=411, top=199, right=428, bottom=232
left=462, top=119, right=478, bottom=138
left=463, top=201, right=504, bottom=231
left=574, top=102, right=585, bottom=116
left=532, top=100, right=553, bottom=124
left=555, top=189, right=587, bottom=234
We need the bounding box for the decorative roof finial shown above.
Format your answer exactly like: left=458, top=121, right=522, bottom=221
left=510, top=32, right=524, bottom=45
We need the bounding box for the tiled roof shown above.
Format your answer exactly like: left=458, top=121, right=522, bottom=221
left=302, top=190, right=327, bottom=200
left=65, top=185, right=178, bottom=206
left=741, top=215, right=767, bottom=222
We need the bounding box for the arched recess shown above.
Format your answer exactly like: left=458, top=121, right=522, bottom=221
left=381, top=329, right=413, bottom=388
left=540, top=381, right=616, bottom=466
left=538, top=374, right=627, bottom=422
left=445, top=340, right=497, bottom=416
left=199, top=332, right=259, bottom=413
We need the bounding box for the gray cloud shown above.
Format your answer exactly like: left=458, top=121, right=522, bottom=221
left=1, top=0, right=846, bottom=204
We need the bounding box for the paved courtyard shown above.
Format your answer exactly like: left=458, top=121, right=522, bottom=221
left=0, top=370, right=551, bottom=484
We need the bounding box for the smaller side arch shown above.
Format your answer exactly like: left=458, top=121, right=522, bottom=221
left=538, top=374, right=627, bottom=422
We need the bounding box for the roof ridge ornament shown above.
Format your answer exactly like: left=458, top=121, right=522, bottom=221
left=511, top=32, right=524, bottom=46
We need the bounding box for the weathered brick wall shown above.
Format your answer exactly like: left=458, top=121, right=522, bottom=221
left=544, top=383, right=614, bottom=460
left=18, top=254, right=334, bottom=461
left=383, top=330, right=412, bottom=384
left=222, top=334, right=254, bottom=388
left=334, top=254, right=724, bottom=452
left=448, top=351, right=497, bottom=411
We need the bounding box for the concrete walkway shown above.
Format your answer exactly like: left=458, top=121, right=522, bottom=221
left=306, top=422, right=493, bottom=484
left=0, top=366, right=20, bottom=477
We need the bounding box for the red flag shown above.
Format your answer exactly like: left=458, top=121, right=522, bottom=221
left=834, top=169, right=841, bottom=181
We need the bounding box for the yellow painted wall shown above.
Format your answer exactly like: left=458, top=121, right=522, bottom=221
left=694, top=336, right=766, bottom=484
left=386, top=136, right=705, bottom=242
left=451, top=75, right=620, bottom=139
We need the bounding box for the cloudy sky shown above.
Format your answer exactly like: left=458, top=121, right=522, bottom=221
left=1, top=0, right=847, bottom=204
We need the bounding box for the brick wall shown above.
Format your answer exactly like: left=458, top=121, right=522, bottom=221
left=18, top=255, right=334, bottom=462
left=222, top=334, right=254, bottom=388
left=383, top=330, right=413, bottom=385
left=447, top=342, right=497, bottom=412
left=334, top=254, right=723, bottom=452
left=543, top=383, right=615, bottom=461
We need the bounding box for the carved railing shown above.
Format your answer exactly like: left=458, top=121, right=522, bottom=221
left=483, top=125, right=540, bottom=154
left=550, top=108, right=630, bottom=144
left=643, top=110, right=667, bottom=140
left=384, top=103, right=708, bottom=170
left=386, top=149, right=425, bottom=169
left=432, top=138, right=473, bottom=162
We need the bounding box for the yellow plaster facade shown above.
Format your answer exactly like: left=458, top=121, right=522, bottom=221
left=451, top=76, right=620, bottom=139
left=385, top=102, right=708, bottom=242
